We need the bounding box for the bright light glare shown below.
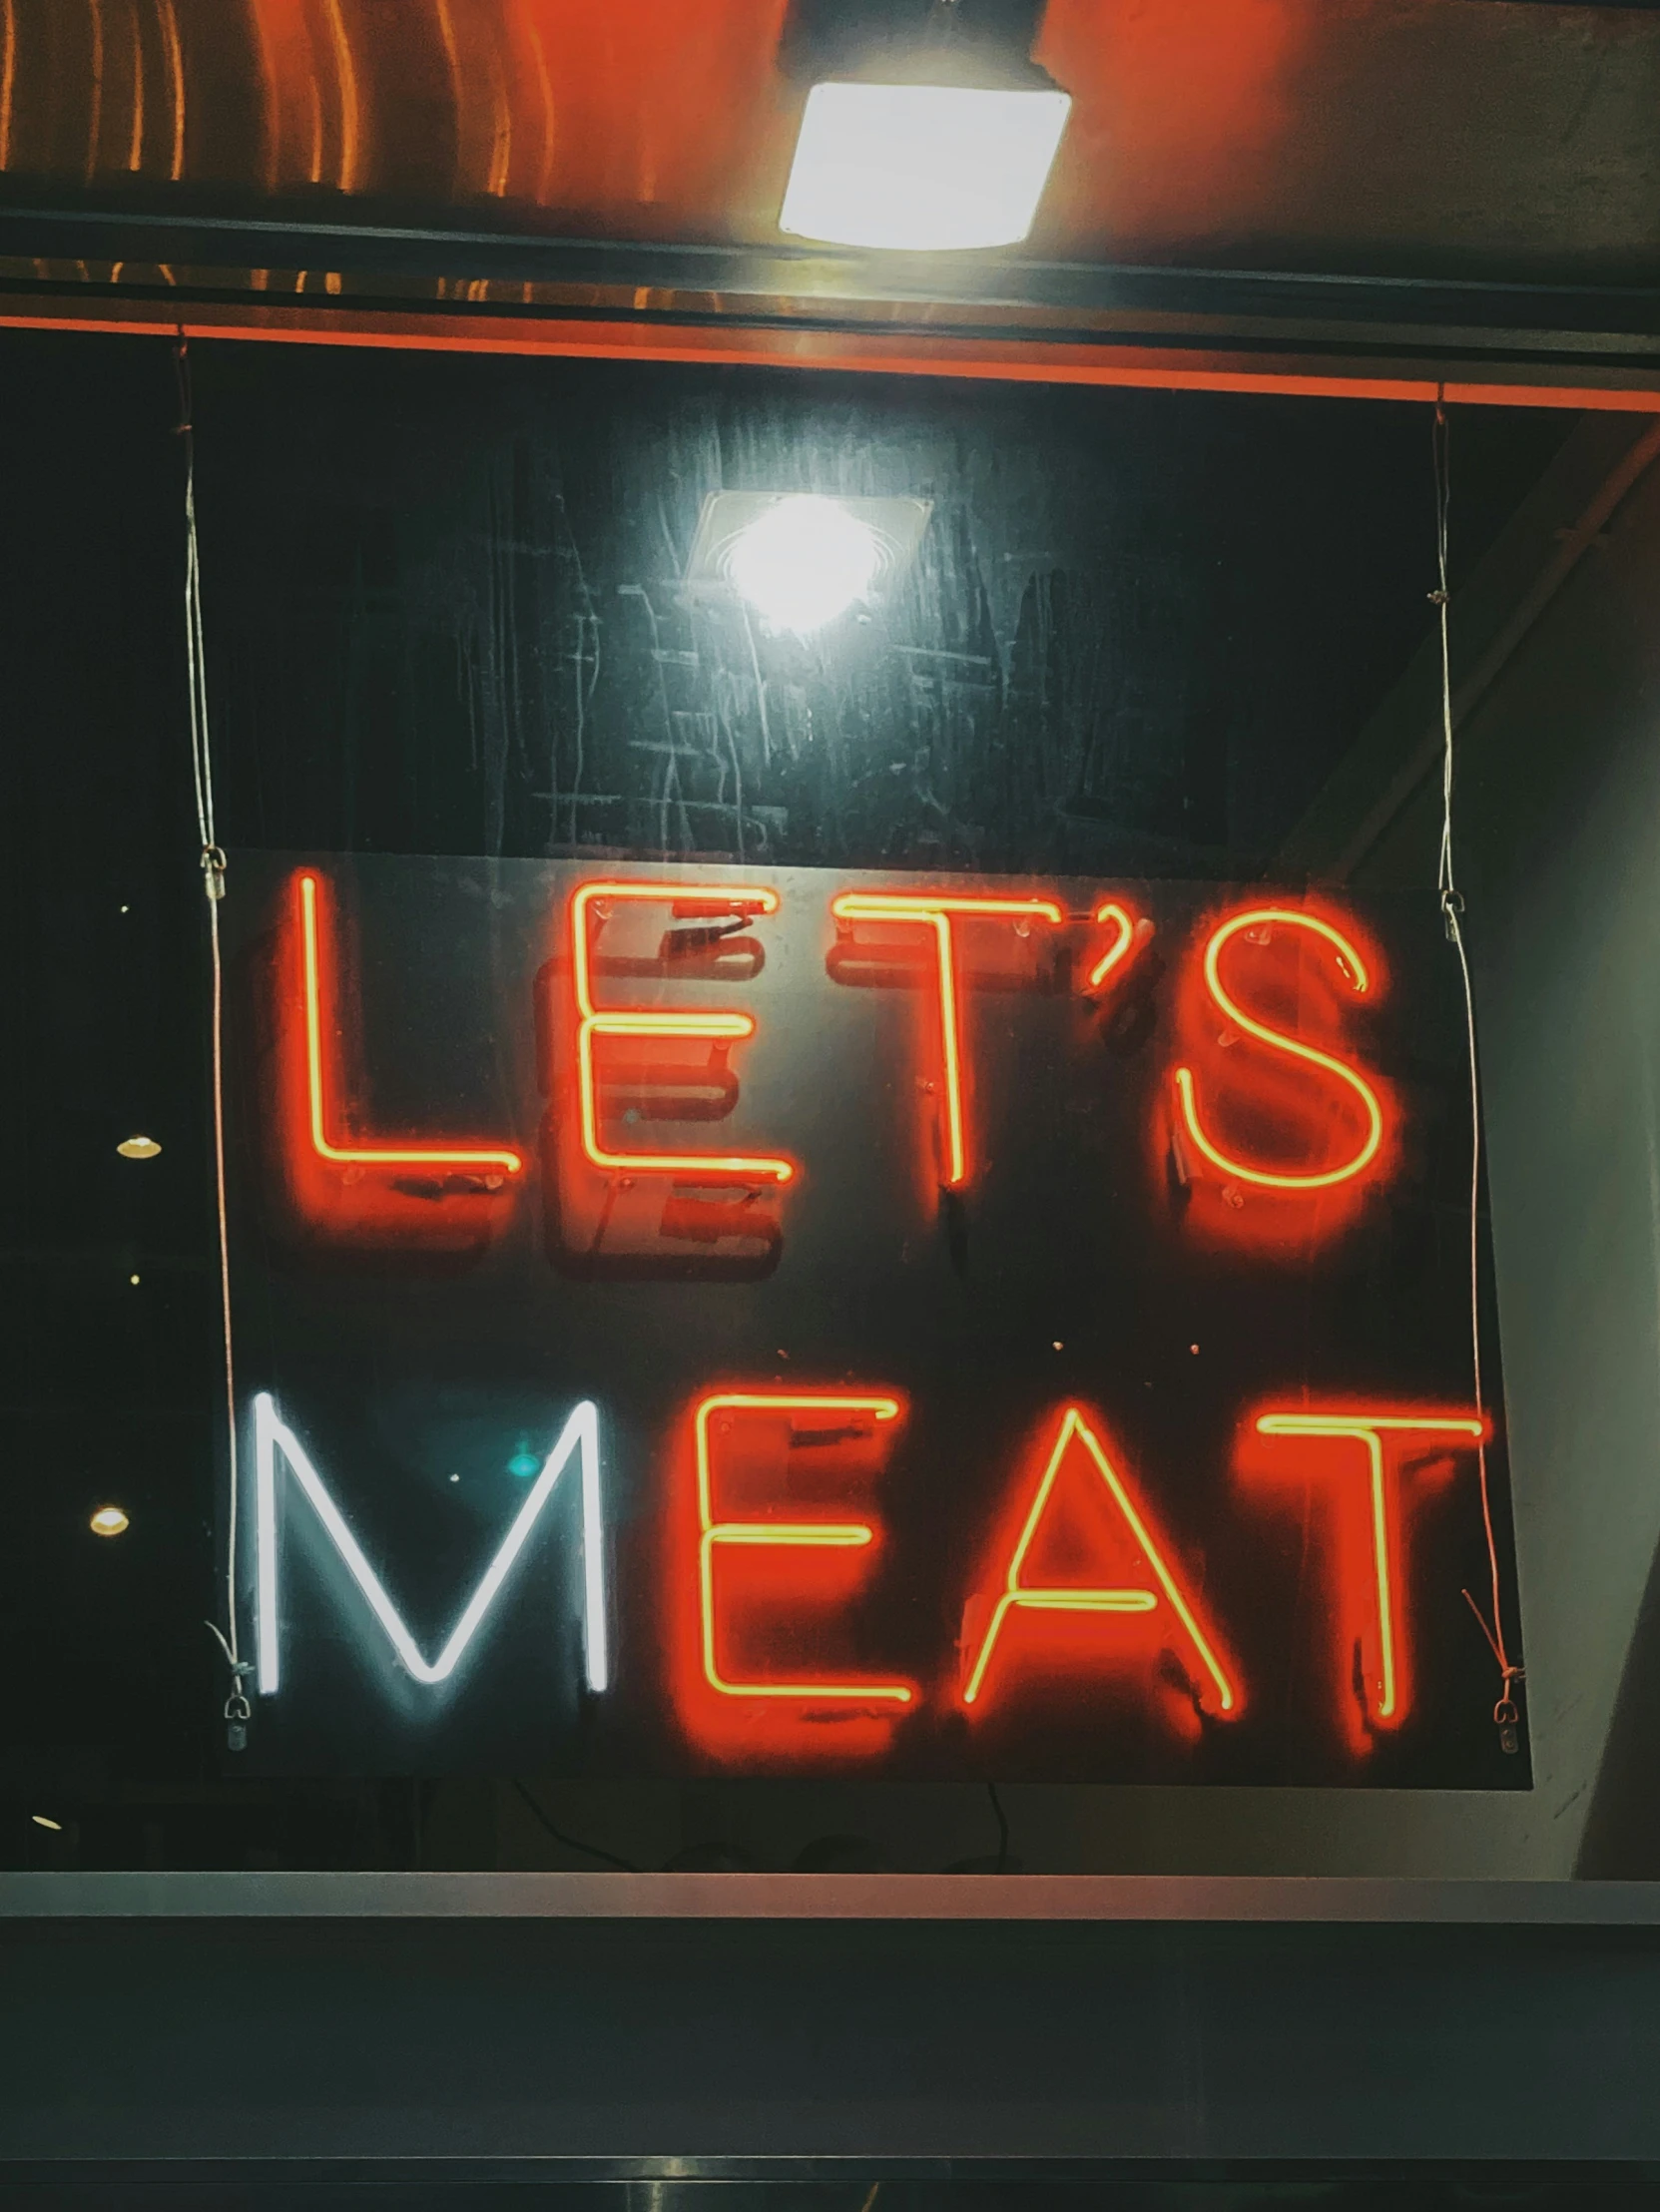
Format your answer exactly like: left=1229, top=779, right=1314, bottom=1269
left=780, top=82, right=1070, bottom=253
left=727, top=495, right=881, bottom=634
left=89, top=1505, right=129, bottom=1537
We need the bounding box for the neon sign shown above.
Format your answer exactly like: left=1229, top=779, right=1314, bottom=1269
left=568, top=879, right=797, bottom=1186
left=829, top=892, right=1065, bottom=1191
left=1173, top=906, right=1387, bottom=1196
left=296, top=870, right=526, bottom=1185
left=960, top=1403, right=1238, bottom=1724
left=1242, top=1407, right=1488, bottom=1748
left=676, top=1389, right=917, bottom=1757
left=227, top=852, right=1524, bottom=1787
left=254, top=1392, right=607, bottom=1696
left=1085, top=900, right=1148, bottom=995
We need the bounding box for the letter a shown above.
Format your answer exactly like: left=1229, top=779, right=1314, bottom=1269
left=961, top=1403, right=1239, bottom=1722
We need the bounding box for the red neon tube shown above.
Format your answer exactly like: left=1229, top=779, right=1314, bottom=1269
left=1174, top=906, right=1386, bottom=1193
left=830, top=891, right=1064, bottom=1190
left=570, top=879, right=795, bottom=1184
left=296, top=869, right=523, bottom=1178
left=962, top=1402, right=1239, bottom=1719
left=1085, top=900, right=1147, bottom=993
left=1247, top=1407, right=1488, bottom=1734
left=694, top=1390, right=914, bottom=1707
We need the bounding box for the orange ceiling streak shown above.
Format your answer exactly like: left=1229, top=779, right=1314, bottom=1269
left=237, top=0, right=1303, bottom=245
left=498, top=0, right=796, bottom=230
left=237, top=0, right=797, bottom=230
left=1034, top=0, right=1305, bottom=256
left=2, top=294, right=1656, bottom=416
left=0, top=0, right=1653, bottom=286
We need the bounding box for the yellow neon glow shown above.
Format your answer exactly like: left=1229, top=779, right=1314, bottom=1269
left=1254, top=1411, right=1486, bottom=1723
left=1174, top=907, right=1384, bottom=1193
left=961, top=1404, right=1237, bottom=1715
left=830, top=892, right=1064, bottom=1190
left=695, top=1390, right=912, bottom=1704
left=1086, top=901, right=1141, bottom=992
left=297, top=871, right=523, bottom=1177
left=571, top=880, right=795, bottom=1184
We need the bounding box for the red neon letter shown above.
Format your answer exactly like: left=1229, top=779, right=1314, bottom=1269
left=1174, top=906, right=1386, bottom=1192
left=962, top=1402, right=1239, bottom=1721
left=295, top=868, right=523, bottom=1179
left=1244, top=1407, right=1488, bottom=1741
left=570, top=880, right=794, bottom=1184
left=830, top=891, right=1064, bottom=1190
left=1085, top=900, right=1150, bottom=994
left=695, top=1390, right=914, bottom=1706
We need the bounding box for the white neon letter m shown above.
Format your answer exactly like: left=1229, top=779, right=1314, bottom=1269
left=253, top=1392, right=608, bottom=1698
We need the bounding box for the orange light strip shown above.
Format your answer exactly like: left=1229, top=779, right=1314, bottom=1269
left=9, top=299, right=1660, bottom=416
left=830, top=892, right=1064, bottom=1190
left=570, top=879, right=795, bottom=1184
left=694, top=1390, right=914, bottom=1706
left=962, top=1403, right=1238, bottom=1715
left=297, top=870, right=523, bottom=1177
left=1253, top=1409, right=1488, bottom=1724
left=1174, top=906, right=1384, bottom=1193
left=1086, top=900, right=1143, bottom=992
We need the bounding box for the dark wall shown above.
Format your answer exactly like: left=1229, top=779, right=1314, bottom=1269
left=1363, top=437, right=1660, bottom=1877
left=189, top=339, right=1562, bottom=872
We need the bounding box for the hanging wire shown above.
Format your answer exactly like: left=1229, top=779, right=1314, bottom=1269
left=175, top=333, right=251, bottom=1750
left=1432, top=391, right=1523, bottom=1752
left=513, top=1780, right=637, bottom=1871
left=986, top=1780, right=1010, bottom=1873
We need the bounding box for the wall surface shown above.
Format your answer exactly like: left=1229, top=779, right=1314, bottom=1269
left=1362, top=436, right=1660, bottom=1876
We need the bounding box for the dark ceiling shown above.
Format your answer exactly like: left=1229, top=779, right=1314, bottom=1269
left=0, top=0, right=1657, bottom=378
left=0, top=0, right=1655, bottom=276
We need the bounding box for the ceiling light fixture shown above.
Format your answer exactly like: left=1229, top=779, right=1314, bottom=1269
left=117, top=1134, right=162, bottom=1159
left=89, top=1505, right=130, bottom=1537
left=778, top=0, right=1069, bottom=254
left=31, top=1815, right=62, bottom=1832
left=686, top=491, right=931, bottom=637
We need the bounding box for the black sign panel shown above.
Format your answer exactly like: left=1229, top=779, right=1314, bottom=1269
left=223, top=850, right=1525, bottom=1787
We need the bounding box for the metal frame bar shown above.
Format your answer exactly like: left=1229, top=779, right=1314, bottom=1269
left=3, top=293, right=1660, bottom=410
left=1, top=1896, right=1658, bottom=2169
left=2, top=196, right=1660, bottom=404
left=0, top=200, right=1656, bottom=338
left=0, top=199, right=1655, bottom=322
left=3, top=1872, right=1659, bottom=1920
